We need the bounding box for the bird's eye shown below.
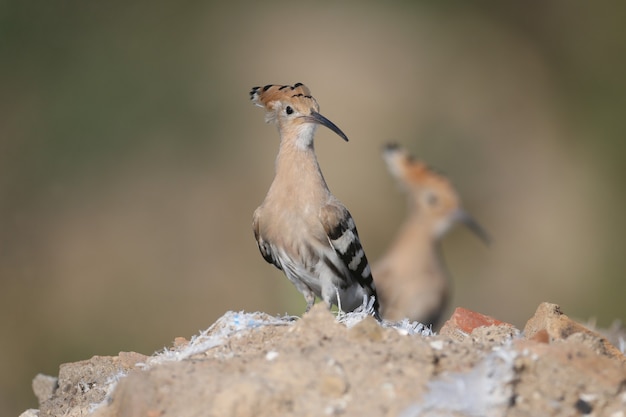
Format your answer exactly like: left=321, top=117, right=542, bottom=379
left=425, top=192, right=439, bottom=207
left=285, top=106, right=294, bottom=115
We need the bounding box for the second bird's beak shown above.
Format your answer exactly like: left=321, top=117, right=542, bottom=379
left=305, top=111, right=349, bottom=142
left=454, top=210, right=491, bottom=245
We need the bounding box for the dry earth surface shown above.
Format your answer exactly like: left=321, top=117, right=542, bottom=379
left=22, top=302, right=626, bottom=417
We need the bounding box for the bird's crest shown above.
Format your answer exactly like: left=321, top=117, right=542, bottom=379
left=383, top=143, right=453, bottom=193
left=250, top=83, right=320, bottom=124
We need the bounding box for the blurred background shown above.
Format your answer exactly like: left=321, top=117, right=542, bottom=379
left=2, top=1, right=626, bottom=414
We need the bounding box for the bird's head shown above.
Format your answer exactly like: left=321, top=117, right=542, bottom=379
left=250, top=83, right=348, bottom=143
left=382, top=143, right=490, bottom=243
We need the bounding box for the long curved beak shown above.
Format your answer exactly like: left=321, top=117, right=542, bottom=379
left=305, top=111, right=349, bottom=142
left=454, top=209, right=491, bottom=245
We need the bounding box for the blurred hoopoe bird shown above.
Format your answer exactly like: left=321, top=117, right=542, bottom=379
left=372, top=144, right=489, bottom=327
left=250, top=83, right=380, bottom=319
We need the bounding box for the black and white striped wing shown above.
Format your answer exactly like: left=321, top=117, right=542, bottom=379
left=321, top=205, right=380, bottom=313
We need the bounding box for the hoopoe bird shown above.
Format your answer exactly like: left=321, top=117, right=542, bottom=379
left=372, top=143, right=489, bottom=327
left=250, top=83, right=380, bottom=319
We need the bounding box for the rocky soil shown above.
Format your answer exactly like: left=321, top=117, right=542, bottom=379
left=22, top=302, right=626, bottom=417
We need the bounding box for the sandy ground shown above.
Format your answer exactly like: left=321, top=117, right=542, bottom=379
left=23, top=302, right=626, bottom=417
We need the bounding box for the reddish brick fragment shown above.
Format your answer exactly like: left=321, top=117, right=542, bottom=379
left=440, top=307, right=513, bottom=337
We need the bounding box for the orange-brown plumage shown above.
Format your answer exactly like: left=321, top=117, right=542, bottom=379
left=251, top=83, right=317, bottom=109
left=373, top=144, right=488, bottom=326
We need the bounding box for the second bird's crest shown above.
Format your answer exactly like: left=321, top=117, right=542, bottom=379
left=383, top=144, right=453, bottom=194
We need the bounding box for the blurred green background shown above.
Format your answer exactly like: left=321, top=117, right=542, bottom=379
left=2, top=1, right=625, bottom=415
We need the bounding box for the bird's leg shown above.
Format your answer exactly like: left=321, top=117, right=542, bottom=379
left=335, top=288, right=343, bottom=313
left=304, top=290, right=316, bottom=312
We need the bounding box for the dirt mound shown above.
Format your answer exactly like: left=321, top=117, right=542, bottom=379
left=23, top=303, right=626, bottom=417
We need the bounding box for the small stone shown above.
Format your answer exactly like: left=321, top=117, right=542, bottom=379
left=429, top=340, right=444, bottom=350
left=523, top=302, right=625, bottom=362
left=348, top=316, right=384, bottom=342
left=319, top=374, right=349, bottom=398
left=265, top=350, right=279, bottom=361
left=173, top=337, right=189, bottom=348
left=574, top=398, right=593, bottom=414
left=32, top=374, right=58, bottom=403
